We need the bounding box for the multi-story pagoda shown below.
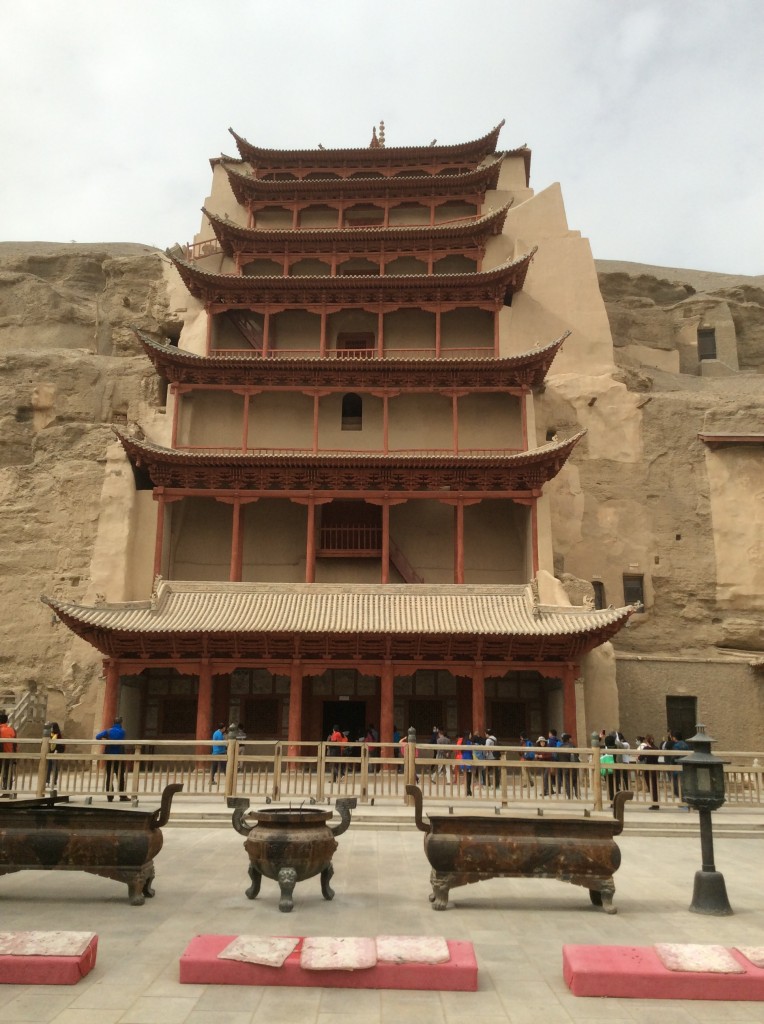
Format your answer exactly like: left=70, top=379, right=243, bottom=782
left=45, top=122, right=635, bottom=746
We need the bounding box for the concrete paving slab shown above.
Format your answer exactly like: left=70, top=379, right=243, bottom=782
left=0, top=822, right=762, bottom=1022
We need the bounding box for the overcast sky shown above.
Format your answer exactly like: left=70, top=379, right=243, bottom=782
left=2, top=0, right=762, bottom=275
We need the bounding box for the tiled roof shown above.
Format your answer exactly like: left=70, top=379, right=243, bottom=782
left=169, top=248, right=536, bottom=306
left=43, top=580, right=634, bottom=637
left=229, top=123, right=506, bottom=164
left=135, top=327, right=567, bottom=374
left=225, top=157, right=503, bottom=203
left=203, top=204, right=510, bottom=250
left=115, top=429, right=584, bottom=467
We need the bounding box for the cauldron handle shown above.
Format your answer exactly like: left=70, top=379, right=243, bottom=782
left=612, top=789, right=633, bottom=830
left=405, top=785, right=428, bottom=832
left=150, top=783, right=183, bottom=829
left=330, top=797, right=357, bottom=837
left=228, top=797, right=253, bottom=836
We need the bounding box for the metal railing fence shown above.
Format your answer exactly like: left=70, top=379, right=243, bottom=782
left=1, top=740, right=762, bottom=812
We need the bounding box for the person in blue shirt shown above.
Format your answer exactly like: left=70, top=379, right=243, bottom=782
left=96, top=716, right=127, bottom=801
left=210, top=723, right=227, bottom=786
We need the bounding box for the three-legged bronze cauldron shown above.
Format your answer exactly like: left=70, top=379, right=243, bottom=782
left=230, top=798, right=356, bottom=912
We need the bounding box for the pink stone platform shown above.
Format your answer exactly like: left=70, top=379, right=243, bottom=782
left=180, top=935, right=477, bottom=990
left=563, top=945, right=764, bottom=1000
left=0, top=933, right=98, bottom=985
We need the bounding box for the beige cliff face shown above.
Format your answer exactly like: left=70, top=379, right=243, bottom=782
left=0, top=242, right=173, bottom=737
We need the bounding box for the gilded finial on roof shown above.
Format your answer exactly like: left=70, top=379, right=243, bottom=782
left=378, top=120, right=385, bottom=148
left=369, top=125, right=380, bottom=149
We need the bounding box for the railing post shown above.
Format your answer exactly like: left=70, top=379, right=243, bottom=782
left=499, top=750, right=509, bottom=807
left=272, top=741, right=283, bottom=802
left=130, top=744, right=142, bottom=803
left=224, top=739, right=237, bottom=801
left=36, top=737, right=49, bottom=797
left=316, top=742, right=326, bottom=801
left=591, top=734, right=603, bottom=812
left=360, top=743, right=369, bottom=803
left=404, top=727, right=417, bottom=805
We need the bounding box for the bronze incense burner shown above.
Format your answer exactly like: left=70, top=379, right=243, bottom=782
left=230, top=797, right=357, bottom=912
left=407, top=785, right=631, bottom=913
left=0, top=783, right=182, bottom=905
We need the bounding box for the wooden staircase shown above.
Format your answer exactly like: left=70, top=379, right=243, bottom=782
left=389, top=537, right=423, bottom=584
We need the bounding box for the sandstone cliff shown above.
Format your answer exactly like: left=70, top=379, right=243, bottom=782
left=0, top=243, right=174, bottom=733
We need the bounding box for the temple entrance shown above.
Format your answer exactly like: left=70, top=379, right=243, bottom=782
left=405, top=699, right=444, bottom=741
left=322, top=700, right=367, bottom=742
left=489, top=700, right=528, bottom=743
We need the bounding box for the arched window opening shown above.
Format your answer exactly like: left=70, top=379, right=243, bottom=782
left=341, top=393, right=363, bottom=430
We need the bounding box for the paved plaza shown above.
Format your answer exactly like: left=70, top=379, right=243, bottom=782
left=1, top=803, right=764, bottom=1023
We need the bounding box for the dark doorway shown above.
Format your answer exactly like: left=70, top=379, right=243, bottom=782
left=242, top=698, right=280, bottom=739
left=666, top=695, right=697, bottom=740
left=490, top=700, right=528, bottom=743
left=405, top=699, right=444, bottom=741
left=322, top=701, right=367, bottom=743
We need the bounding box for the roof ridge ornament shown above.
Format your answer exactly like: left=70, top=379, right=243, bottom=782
left=369, top=121, right=386, bottom=149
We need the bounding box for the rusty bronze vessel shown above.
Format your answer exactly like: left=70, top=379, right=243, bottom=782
left=230, top=797, right=357, bottom=912
left=0, top=783, right=182, bottom=905
left=407, top=785, right=631, bottom=913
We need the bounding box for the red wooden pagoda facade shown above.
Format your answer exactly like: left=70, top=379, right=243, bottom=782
left=45, top=123, right=635, bottom=745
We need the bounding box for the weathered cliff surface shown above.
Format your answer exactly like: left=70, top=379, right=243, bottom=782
left=0, top=243, right=174, bottom=733
left=541, top=260, right=763, bottom=663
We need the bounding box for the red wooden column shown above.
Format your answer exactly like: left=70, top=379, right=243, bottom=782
left=520, top=388, right=529, bottom=450
left=454, top=501, right=465, bottom=584
left=305, top=499, right=316, bottom=583
left=229, top=497, right=243, bottom=581
left=380, top=660, right=394, bottom=745
left=169, top=384, right=180, bottom=447
left=493, top=307, right=500, bottom=356
left=241, top=391, right=251, bottom=452
left=435, top=310, right=442, bottom=358
left=287, top=660, right=303, bottom=756
left=153, top=490, right=166, bottom=580
left=381, top=501, right=390, bottom=584
left=562, top=664, right=578, bottom=742
left=530, top=497, right=540, bottom=576
left=262, top=312, right=270, bottom=358
left=195, top=660, right=213, bottom=753
left=471, top=662, right=485, bottom=735
left=377, top=309, right=385, bottom=357
left=101, top=659, right=120, bottom=729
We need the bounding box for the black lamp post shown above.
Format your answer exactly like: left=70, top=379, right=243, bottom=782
left=678, top=725, right=732, bottom=915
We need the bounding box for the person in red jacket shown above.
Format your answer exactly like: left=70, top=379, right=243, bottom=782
left=0, top=712, right=18, bottom=797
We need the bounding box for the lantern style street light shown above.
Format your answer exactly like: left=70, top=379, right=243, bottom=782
left=678, top=725, right=733, bottom=915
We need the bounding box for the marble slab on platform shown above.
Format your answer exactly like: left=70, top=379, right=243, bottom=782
left=180, top=935, right=476, bottom=990
left=0, top=932, right=98, bottom=985
left=563, top=944, right=764, bottom=1000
